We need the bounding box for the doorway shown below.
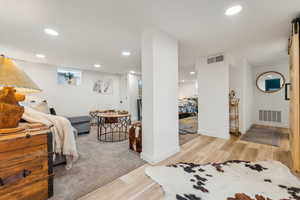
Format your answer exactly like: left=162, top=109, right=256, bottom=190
left=178, top=80, right=199, bottom=145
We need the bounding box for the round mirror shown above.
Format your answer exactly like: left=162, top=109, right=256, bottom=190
left=256, top=71, right=285, bottom=93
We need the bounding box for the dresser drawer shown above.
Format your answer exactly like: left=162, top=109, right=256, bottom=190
left=0, top=134, right=47, bottom=153
left=0, top=144, right=48, bottom=169
left=0, top=156, right=48, bottom=195
left=0, top=128, right=52, bottom=200
left=0, top=179, right=48, bottom=200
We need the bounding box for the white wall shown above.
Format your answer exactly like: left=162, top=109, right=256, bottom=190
left=229, top=59, right=255, bottom=133
left=128, top=73, right=141, bottom=121
left=197, top=57, right=230, bottom=139
left=18, top=60, right=121, bottom=117
left=243, top=61, right=255, bottom=131
left=230, top=59, right=289, bottom=131
left=178, top=81, right=198, bottom=98
left=118, top=73, right=141, bottom=121
left=252, top=64, right=289, bottom=127
left=119, top=73, right=129, bottom=111
left=141, top=29, right=179, bottom=163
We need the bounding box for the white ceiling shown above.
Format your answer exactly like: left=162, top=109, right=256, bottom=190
left=0, top=0, right=299, bottom=76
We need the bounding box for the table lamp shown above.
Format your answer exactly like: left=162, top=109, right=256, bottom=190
left=0, top=55, right=41, bottom=129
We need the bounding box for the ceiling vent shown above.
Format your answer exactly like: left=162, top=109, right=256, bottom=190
left=207, top=54, right=224, bottom=64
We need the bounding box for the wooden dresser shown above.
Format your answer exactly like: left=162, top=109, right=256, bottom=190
left=0, top=124, right=53, bottom=200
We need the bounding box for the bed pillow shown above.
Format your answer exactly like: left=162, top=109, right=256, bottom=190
left=31, top=101, right=50, bottom=114
left=22, top=96, right=50, bottom=114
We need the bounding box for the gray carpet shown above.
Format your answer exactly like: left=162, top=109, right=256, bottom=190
left=240, top=126, right=287, bottom=147
left=50, top=127, right=198, bottom=200
left=50, top=127, right=146, bottom=200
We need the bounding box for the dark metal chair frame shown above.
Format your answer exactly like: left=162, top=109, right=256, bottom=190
left=97, top=114, right=131, bottom=142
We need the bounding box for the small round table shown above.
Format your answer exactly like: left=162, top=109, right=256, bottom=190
left=97, top=113, right=131, bottom=142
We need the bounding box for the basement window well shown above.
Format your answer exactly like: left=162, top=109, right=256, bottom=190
left=57, top=68, right=82, bottom=86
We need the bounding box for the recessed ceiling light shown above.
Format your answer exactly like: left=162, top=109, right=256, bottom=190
left=44, top=28, right=59, bottom=36
left=122, top=51, right=131, bottom=56
left=181, top=80, right=185, bottom=83
left=36, top=54, right=45, bottom=58
left=190, top=71, right=195, bottom=75
left=130, top=70, right=135, bottom=74
left=225, top=5, right=242, bottom=16
left=94, top=64, right=101, bottom=68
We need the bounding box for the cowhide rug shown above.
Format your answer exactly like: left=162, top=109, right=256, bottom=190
left=145, top=160, right=300, bottom=200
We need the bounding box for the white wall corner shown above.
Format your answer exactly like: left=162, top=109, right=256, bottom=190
left=197, top=129, right=230, bottom=140
left=141, top=146, right=180, bottom=164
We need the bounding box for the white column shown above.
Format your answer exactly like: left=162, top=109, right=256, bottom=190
left=141, top=29, right=179, bottom=164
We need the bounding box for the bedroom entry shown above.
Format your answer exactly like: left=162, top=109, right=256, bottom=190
left=178, top=80, right=198, bottom=137
left=288, top=16, right=300, bottom=172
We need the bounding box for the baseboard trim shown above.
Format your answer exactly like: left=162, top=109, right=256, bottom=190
left=197, top=129, right=230, bottom=139
left=141, top=146, right=180, bottom=164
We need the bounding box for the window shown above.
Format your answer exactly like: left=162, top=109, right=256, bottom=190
left=57, top=68, right=82, bottom=86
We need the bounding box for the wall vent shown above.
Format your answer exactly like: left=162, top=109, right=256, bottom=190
left=259, top=110, right=282, bottom=123
left=207, top=54, right=224, bottom=64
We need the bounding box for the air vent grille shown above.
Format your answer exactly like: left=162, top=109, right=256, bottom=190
left=259, top=110, right=282, bottom=123
left=207, top=55, right=224, bottom=64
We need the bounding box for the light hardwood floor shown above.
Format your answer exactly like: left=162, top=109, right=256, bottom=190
left=79, top=132, right=291, bottom=200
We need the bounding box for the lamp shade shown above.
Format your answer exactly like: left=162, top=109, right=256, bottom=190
left=0, top=55, right=41, bottom=93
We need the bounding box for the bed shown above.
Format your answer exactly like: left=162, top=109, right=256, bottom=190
left=178, top=98, right=198, bottom=119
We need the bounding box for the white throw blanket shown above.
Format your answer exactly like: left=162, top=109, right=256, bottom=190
left=22, top=106, right=79, bottom=169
